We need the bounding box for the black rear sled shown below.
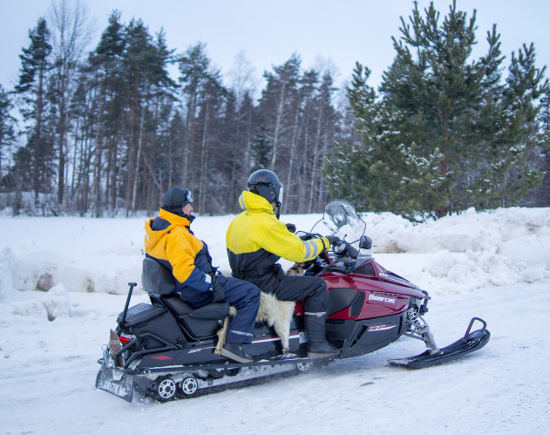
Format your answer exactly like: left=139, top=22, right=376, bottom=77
left=96, top=260, right=343, bottom=402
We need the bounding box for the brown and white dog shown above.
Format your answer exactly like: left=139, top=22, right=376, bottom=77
left=215, top=264, right=303, bottom=355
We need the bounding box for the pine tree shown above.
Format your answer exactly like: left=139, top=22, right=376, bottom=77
left=0, top=85, right=17, bottom=183
left=327, top=1, right=547, bottom=221
left=194, top=71, right=226, bottom=214
left=308, top=71, right=339, bottom=213
left=533, top=84, right=550, bottom=205
left=92, top=10, right=127, bottom=215
left=178, top=43, right=212, bottom=187
left=14, top=17, right=52, bottom=200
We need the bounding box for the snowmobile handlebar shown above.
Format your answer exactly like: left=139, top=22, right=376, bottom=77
left=332, top=240, right=359, bottom=258
left=298, top=231, right=361, bottom=259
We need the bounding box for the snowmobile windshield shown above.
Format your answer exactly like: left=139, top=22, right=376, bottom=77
left=310, top=200, right=366, bottom=246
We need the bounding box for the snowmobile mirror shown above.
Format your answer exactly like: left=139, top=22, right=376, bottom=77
left=359, top=236, right=372, bottom=250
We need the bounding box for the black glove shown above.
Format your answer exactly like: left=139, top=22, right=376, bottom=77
left=286, top=223, right=296, bottom=233
left=210, top=276, right=225, bottom=303
left=325, top=235, right=341, bottom=246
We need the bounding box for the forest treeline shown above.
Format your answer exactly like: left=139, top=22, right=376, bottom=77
left=0, top=6, right=348, bottom=217
left=1, top=1, right=549, bottom=219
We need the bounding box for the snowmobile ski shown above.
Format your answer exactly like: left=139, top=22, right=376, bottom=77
left=388, top=317, right=490, bottom=369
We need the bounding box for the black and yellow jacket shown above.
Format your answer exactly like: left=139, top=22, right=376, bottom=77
left=226, top=191, right=329, bottom=292
left=145, top=208, right=214, bottom=307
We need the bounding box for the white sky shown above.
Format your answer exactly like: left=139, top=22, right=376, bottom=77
left=1, top=0, right=549, bottom=95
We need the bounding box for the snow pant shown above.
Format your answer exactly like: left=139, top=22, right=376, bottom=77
left=267, top=275, right=328, bottom=314
left=217, top=275, right=261, bottom=344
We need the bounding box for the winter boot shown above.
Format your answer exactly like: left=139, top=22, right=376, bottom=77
left=304, top=312, right=338, bottom=358
left=221, top=343, right=254, bottom=363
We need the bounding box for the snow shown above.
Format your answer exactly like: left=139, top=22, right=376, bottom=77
left=1, top=207, right=550, bottom=434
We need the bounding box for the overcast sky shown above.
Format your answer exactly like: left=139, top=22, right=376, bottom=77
left=1, top=0, right=549, bottom=95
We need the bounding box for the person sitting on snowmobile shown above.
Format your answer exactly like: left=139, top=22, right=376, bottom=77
left=226, top=169, right=340, bottom=358
left=145, top=187, right=261, bottom=364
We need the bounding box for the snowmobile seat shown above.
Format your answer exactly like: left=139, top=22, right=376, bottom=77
left=161, top=294, right=229, bottom=320
left=142, top=257, right=230, bottom=340
left=159, top=294, right=229, bottom=340
left=142, top=256, right=177, bottom=296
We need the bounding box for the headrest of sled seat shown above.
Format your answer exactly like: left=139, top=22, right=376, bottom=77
left=142, top=257, right=176, bottom=296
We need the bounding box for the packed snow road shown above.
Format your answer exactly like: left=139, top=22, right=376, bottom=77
left=2, top=207, right=550, bottom=433
left=1, top=280, right=548, bottom=435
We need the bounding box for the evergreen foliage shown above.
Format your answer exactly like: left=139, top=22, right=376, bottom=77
left=0, top=85, right=17, bottom=180
left=532, top=85, right=550, bottom=205
left=4, top=2, right=545, bottom=218
left=13, top=17, right=54, bottom=201
left=325, top=1, right=547, bottom=221
left=1, top=11, right=342, bottom=216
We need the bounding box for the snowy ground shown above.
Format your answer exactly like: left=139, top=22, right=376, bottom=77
left=1, top=207, right=550, bottom=434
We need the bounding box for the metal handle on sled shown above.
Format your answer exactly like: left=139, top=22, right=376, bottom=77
left=464, top=317, right=487, bottom=337
left=118, top=282, right=137, bottom=330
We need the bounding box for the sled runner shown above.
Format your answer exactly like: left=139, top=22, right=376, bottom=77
left=388, top=317, right=491, bottom=369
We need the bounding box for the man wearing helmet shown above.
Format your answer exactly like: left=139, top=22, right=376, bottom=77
left=145, top=187, right=261, bottom=363
left=226, top=170, right=340, bottom=358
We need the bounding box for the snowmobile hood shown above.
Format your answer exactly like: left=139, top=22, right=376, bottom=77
left=144, top=208, right=192, bottom=251
left=238, top=191, right=275, bottom=215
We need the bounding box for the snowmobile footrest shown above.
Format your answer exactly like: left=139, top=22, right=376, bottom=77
left=388, top=317, right=490, bottom=369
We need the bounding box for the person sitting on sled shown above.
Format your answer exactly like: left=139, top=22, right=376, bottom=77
left=226, top=169, right=340, bottom=358
left=145, top=187, right=260, bottom=363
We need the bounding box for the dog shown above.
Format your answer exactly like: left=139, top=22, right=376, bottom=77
left=215, top=263, right=303, bottom=355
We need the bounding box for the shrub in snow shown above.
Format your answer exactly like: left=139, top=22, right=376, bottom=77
left=36, top=272, right=55, bottom=292
left=12, top=255, right=58, bottom=292
left=42, top=283, right=71, bottom=321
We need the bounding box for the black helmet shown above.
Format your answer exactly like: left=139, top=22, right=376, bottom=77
left=248, top=170, right=283, bottom=206
left=162, top=187, right=194, bottom=215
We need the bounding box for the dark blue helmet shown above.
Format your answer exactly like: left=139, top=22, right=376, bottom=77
left=162, top=187, right=194, bottom=215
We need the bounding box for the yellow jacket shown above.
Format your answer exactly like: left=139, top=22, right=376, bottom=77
left=226, top=191, right=328, bottom=291
left=145, top=209, right=214, bottom=306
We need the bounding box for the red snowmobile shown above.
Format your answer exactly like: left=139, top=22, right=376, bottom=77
left=96, top=200, right=490, bottom=402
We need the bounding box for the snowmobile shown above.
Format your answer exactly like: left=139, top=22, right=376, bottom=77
left=96, top=200, right=490, bottom=402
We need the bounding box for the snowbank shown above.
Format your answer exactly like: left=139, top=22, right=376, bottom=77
left=1, top=207, right=549, bottom=308
left=360, top=207, right=550, bottom=294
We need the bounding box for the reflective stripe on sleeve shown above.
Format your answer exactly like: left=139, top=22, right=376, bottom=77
left=302, top=240, right=318, bottom=259
left=302, top=240, right=312, bottom=258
